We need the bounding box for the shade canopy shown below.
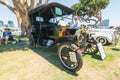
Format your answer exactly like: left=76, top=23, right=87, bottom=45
left=29, top=2, right=74, bottom=21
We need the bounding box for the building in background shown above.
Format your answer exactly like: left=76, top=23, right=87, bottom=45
left=8, top=21, right=14, bottom=27
left=0, top=20, right=4, bottom=27
left=0, top=20, right=21, bottom=36
left=0, top=20, right=14, bottom=27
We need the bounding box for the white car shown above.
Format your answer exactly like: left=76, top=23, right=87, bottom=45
left=89, top=28, right=118, bottom=45
left=12, top=30, right=22, bottom=36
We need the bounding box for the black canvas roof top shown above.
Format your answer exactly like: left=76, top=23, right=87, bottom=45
left=29, top=2, right=74, bottom=17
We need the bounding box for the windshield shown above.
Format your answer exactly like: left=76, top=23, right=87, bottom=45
left=49, top=14, right=73, bottom=25
left=29, top=2, right=74, bottom=27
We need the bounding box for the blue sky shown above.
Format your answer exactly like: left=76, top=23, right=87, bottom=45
left=0, top=0, right=120, bottom=27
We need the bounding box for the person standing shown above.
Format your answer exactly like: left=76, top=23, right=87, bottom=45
left=58, top=18, right=66, bottom=26
left=70, top=16, right=81, bottom=29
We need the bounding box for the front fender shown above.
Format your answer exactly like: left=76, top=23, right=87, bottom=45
left=57, top=36, right=75, bottom=44
left=50, top=36, right=75, bottom=47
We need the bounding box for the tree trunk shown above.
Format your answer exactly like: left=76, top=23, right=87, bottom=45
left=95, top=10, right=102, bottom=26
left=15, top=11, right=30, bottom=35
left=15, top=11, right=22, bottom=32
left=97, top=16, right=102, bottom=26
left=21, top=15, right=30, bottom=35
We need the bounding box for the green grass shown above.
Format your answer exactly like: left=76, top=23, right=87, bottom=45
left=0, top=38, right=120, bottom=80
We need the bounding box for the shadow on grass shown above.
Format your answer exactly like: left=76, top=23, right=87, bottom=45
left=0, top=41, right=78, bottom=76
left=32, top=45, right=79, bottom=76
left=103, top=43, right=112, bottom=46
left=0, top=41, right=29, bottom=53
left=82, top=52, right=102, bottom=60
left=91, top=53, right=102, bottom=60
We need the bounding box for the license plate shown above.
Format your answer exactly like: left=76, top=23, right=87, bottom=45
left=69, top=52, right=77, bottom=62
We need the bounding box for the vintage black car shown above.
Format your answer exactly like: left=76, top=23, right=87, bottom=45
left=28, top=2, right=98, bottom=72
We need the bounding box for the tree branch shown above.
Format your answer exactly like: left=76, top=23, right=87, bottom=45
left=0, top=0, right=16, bottom=13
left=39, top=0, right=42, bottom=4
left=12, top=0, right=25, bottom=13
left=26, top=0, right=35, bottom=11
left=45, top=0, right=49, bottom=4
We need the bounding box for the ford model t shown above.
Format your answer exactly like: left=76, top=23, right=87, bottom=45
left=28, top=2, right=98, bottom=72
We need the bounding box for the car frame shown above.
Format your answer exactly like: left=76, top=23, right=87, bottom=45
left=76, top=23, right=119, bottom=45
left=28, top=2, right=98, bottom=72
left=28, top=2, right=84, bottom=72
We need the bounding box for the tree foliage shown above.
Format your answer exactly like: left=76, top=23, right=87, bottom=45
left=72, top=0, right=109, bottom=25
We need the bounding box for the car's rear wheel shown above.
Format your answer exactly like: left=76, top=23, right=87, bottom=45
left=29, top=33, right=35, bottom=48
left=96, top=37, right=108, bottom=45
left=58, top=42, right=83, bottom=72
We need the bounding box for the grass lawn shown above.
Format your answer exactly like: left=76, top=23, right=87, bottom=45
left=0, top=38, right=120, bottom=80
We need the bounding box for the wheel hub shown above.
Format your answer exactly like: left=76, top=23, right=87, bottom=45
left=87, top=44, right=92, bottom=48
left=100, top=39, right=104, bottom=43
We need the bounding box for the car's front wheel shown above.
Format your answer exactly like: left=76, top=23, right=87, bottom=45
left=86, top=38, right=99, bottom=55
left=58, top=42, right=83, bottom=72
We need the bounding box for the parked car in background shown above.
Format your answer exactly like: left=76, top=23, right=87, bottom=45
left=76, top=22, right=119, bottom=45
left=89, top=28, right=118, bottom=45
left=12, top=30, right=21, bottom=36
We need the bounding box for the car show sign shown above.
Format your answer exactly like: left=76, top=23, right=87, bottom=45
left=97, top=43, right=106, bottom=60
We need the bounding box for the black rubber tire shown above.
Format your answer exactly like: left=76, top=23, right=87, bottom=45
left=58, top=43, right=83, bottom=72
left=97, top=37, right=108, bottom=45
left=86, top=38, right=99, bottom=55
